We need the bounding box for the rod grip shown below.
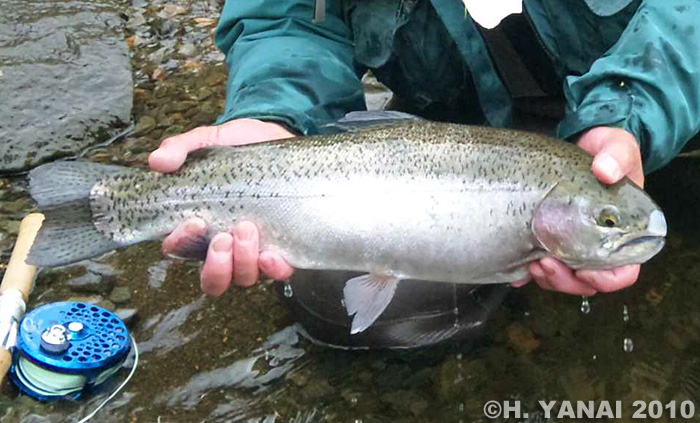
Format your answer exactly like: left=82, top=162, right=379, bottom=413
left=0, top=213, right=44, bottom=387
left=0, top=213, right=44, bottom=300
left=0, top=350, right=10, bottom=387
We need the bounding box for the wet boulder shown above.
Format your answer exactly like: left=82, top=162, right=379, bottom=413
left=0, top=0, right=132, bottom=173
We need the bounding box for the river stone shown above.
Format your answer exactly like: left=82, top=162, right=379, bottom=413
left=67, top=271, right=115, bottom=294
left=380, top=390, right=429, bottom=417
left=115, top=308, right=139, bottom=326
left=0, top=0, right=133, bottom=173
left=134, top=116, right=157, bottom=136
left=66, top=295, right=103, bottom=304
left=506, top=322, right=541, bottom=354
left=178, top=43, right=197, bottom=58
left=299, top=378, right=335, bottom=401
left=109, top=286, right=132, bottom=304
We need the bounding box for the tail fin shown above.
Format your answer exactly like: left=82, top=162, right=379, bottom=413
left=27, top=161, right=133, bottom=267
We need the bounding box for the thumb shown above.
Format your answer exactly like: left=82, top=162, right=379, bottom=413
left=578, top=127, right=643, bottom=186
left=149, top=125, right=222, bottom=173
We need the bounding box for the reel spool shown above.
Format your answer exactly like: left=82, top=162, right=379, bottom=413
left=10, top=302, right=131, bottom=401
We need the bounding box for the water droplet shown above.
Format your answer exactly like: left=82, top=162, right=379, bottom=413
left=580, top=297, right=591, bottom=314
left=283, top=282, right=293, bottom=298
left=592, top=355, right=597, bottom=360
left=623, top=338, right=634, bottom=353
left=354, top=419, right=363, bottom=423
left=622, top=304, right=630, bottom=323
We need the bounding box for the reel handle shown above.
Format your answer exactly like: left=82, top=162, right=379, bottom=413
left=1, top=213, right=44, bottom=386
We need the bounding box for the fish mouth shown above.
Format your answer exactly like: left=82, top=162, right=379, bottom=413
left=614, top=235, right=666, bottom=263
left=619, top=235, right=665, bottom=249
left=557, top=234, right=666, bottom=270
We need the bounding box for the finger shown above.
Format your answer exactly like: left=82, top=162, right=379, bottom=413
left=529, top=262, right=556, bottom=291
left=162, top=218, right=208, bottom=260
left=259, top=251, right=295, bottom=280
left=232, top=221, right=259, bottom=287
left=510, top=272, right=532, bottom=288
left=149, top=125, right=222, bottom=173
left=538, top=258, right=598, bottom=296
left=200, top=233, right=234, bottom=297
left=576, top=265, right=640, bottom=293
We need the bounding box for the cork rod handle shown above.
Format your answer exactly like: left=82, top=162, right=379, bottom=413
left=0, top=213, right=44, bottom=387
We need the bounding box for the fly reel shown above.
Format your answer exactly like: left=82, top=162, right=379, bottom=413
left=10, top=302, right=131, bottom=401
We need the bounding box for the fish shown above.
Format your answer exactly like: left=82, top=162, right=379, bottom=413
left=26, top=119, right=667, bottom=334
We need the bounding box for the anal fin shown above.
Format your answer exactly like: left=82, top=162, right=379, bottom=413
left=343, top=273, right=400, bottom=334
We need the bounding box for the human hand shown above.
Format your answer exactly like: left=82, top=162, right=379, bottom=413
left=515, top=127, right=644, bottom=296
left=149, top=119, right=296, bottom=296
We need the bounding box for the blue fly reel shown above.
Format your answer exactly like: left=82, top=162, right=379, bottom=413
left=10, top=302, right=131, bottom=401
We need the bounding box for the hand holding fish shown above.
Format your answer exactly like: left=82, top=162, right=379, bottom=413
left=522, top=126, right=645, bottom=295
left=149, top=119, right=295, bottom=296
left=148, top=119, right=296, bottom=172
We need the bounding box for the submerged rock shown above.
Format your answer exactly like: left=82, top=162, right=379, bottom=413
left=506, top=322, right=541, bottom=354
left=134, top=116, right=157, bottom=136
left=109, top=286, right=132, bottom=304
left=115, top=308, right=139, bottom=326
left=380, top=390, right=429, bottom=417
left=0, top=0, right=133, bottom=173
left=66, top=295, right=104, bottom=305
left=300, top=379, right=335, bottom=402
left=67, top=271, right=115, bottom=295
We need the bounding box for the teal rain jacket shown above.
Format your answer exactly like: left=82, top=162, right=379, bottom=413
left=215, top=0, right=700, bottom=173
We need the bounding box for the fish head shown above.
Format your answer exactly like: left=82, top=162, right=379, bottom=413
left=531, top=177, right=666, bottom=269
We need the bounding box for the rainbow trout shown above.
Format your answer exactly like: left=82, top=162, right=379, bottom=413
left=27, top=121, right=667, bottom=333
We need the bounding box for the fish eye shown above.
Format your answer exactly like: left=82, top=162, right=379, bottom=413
left=597, top=207, right=621, bottom=228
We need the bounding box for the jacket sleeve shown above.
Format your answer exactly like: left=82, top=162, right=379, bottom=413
left=556, top=0, right=700, bottom=173
left=214, top=0, right=366, bottom=134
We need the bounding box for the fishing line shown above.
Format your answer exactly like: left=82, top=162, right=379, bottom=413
left=76, top=334, right=138, bottom=423
left=14, top=357, right=87, bottom=397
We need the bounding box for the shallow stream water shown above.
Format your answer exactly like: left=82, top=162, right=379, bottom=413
left=2, top=1, right=700, bottom=422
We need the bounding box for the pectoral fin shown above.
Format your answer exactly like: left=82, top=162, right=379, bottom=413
left=343, top=273, right=400, bottom=335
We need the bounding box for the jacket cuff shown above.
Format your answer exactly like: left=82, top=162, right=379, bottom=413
left=556, top=79, right=645, bottom=158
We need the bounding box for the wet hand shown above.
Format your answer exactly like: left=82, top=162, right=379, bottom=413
left=149, top=118, right=296, bottom=172
left=516, top=127, right=644, bottom=296
left=578, top=126, right=644, bottom=188
left=149, top=119, right=296, bottom=296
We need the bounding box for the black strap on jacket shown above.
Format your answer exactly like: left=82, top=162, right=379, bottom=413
left=479, top=10, right=563, bottom=99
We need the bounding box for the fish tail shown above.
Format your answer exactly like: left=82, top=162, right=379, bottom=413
left=27, top=161, right=133, bottom=267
